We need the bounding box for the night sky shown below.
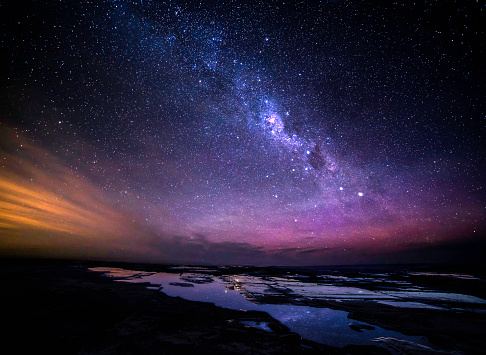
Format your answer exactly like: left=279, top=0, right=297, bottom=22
left=1, top=0, right=484, bottom=265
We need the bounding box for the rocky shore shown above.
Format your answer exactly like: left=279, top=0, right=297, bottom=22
left=2, top=259, right=391, bottom=354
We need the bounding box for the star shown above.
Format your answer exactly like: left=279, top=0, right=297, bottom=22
left=1, top=0, right=483, bottom=265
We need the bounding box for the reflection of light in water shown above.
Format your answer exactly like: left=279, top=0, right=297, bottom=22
left=241, top=321, right=273, bottom=332
left=89, top=267, right=155, bottom=279
left=102, top=269, right=432, bottom=348
left=409, top=272, right=480, bottom=280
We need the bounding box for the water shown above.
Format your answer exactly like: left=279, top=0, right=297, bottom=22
left=91, top=267, right=432, bottom=348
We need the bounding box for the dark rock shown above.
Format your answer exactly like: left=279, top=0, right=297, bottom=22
left=373, top=337, right=449, bottom=354
left=349, top=321, right=375, bottom=332
left=180, top=274, right=213, bottom=284
left=2, top=260, right=349, bottom=354
left=169, top=282, right=195, bottom=287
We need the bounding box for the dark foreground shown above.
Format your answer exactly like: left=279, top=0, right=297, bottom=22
left=2, top=259, right=385, bottom=354
left=3, top=259, right=486, bottom=354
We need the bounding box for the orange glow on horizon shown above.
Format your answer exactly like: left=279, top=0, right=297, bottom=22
left=0, top=130, right=163, bottom=261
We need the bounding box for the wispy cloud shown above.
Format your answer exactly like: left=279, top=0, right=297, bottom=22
left=0, top=129, right=163, bottom=260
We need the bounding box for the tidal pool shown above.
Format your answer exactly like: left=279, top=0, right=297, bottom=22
left=91, top=268, right=432, bottom=348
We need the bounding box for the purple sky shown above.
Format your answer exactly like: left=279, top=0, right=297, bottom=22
left=1, top=0, right=484, bottom=265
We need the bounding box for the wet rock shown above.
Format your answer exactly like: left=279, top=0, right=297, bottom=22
left=169, top=282, right=194, bottom=287
left=180, top=274, right=213, bottom=284
left=373, top=337, right=450, bottom=354
left=349, top=321, right=375, bottom=332
left=278, top=333, right=302, bottom=342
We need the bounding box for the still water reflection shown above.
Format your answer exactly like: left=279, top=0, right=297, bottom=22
left=92, top=268, right=431, bottom=348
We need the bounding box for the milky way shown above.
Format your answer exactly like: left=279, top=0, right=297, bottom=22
left=1, top=0, right=484, bottom=265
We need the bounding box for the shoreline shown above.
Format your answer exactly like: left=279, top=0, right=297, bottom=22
left=3, top=258, right=485, bottom=354
left=2, top=259, right=384, bottom=354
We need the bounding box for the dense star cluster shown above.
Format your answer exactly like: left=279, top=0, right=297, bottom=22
left=1, top=0, right=484, bottom=265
